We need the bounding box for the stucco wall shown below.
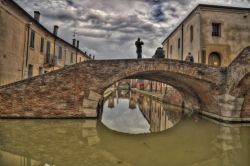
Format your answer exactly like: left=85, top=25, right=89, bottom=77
left=0, top=1, right=27, bottom=85
left=163, top=5, right=250, bottom=67
left=163, top=12, right=201, bottom=63
left=200, top=8, right=250, bottom=66
left=182, top=13, right=201, bottom=63
left=166, top=28, right=182, bottom=60
left=0, top=0, right=90, bottom=86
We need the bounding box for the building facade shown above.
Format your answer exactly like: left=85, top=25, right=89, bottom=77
left=162, top=4, right=250, bottom=67
left=0, top=0, right=90, bottom=85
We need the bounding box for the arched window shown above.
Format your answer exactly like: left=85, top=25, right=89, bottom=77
left=209, top=52, right=221, bottom=66
left=190, top=25, right=193, bottom=42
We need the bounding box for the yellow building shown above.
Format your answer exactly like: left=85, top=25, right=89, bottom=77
left=0, top=0, right=91, bottom=85
left=162, top=4, right=250, bottom=67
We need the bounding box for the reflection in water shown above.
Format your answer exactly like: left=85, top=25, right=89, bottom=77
left=0, top=119, right=249, bottom=166
left=108, top=97, right=115, bottom=108
left=0, top=150, right=54, bottom=166
left=102, top=90, right=183, bottom=134
left=128, top=96, right=136, bottom=109
left=0, top=120, right=130, bottom=166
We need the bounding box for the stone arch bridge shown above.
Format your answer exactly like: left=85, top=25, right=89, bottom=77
left=0, top=47, right=250, bottom=122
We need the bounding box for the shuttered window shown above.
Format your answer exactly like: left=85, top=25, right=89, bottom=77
left=30, top=30, right=35, bottom=48
left=58, top=46, right=62, bottom=59
left=40, top=37, right=44, bottom=53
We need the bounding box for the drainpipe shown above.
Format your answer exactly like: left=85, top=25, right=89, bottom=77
left=167, top=40, right=169, bottom=59
left=53, top=38, right=56, bottom=71
left=63, top=49, right=66, bottom=66
left=181, top=24, right=184, bottom=61
left=198, top=11, right=202, bottom=63
left=21, top=24, right=27, bottom=79
left=72, top=39, right=77, bottom=63
left=76, top=40, right=79, bottom=63
left=25, top=22, right=32, bottom=67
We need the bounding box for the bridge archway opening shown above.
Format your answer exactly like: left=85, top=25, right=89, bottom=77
left=99, top=70, right=215, bottom=113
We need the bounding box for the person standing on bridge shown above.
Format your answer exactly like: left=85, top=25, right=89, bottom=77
left=135, top=38, right=144, bottom=59
left=153, top=47, right=165, bottom=58
left=185, top=52, right=194, bottom=63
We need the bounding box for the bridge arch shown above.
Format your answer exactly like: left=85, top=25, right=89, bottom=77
left=80, top=60, right=224, bottom=116
left=227, top=46, right=250, bottom=96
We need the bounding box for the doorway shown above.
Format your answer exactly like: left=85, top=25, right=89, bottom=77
left=208, top=52, right=221, bottom=66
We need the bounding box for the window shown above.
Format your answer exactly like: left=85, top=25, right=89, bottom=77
left=39, top=67, right=43, bottom=75
left=58, top=46, right=62, bottom=59
left=64, top=49, right=67, bottom=59
left=30, top=30, right=35, bottom=48
left=170, top=45, right=173, bottom=55
left=28, top=64, right=33, bottom=78
left=45, top=41, right=51, bottom=64
left=212, top=23, right=221, bottom=36
left=40, top=37, right=44, bottom=53
left=190, top=26, right=193, bottom=42
left=70, top=53, right=74, bottom=63
left=80, top=57, right=82, bottom=62
left=178, top=38, right=181, bottom=49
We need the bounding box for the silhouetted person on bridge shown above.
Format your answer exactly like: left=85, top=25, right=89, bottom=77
left=135, top=38, right=144, bottom=59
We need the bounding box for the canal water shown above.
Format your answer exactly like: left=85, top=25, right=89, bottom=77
left=0, top=90, right=249, bottom=166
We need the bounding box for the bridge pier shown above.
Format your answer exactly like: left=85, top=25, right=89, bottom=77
left=217, top=94, right=244, bottom=118
left=80, top=90, right=102, bottom=118
left=200, top=94, right=249, bottom=122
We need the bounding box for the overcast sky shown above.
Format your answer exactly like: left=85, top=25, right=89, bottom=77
left=14, top=0, right=250, bottom=59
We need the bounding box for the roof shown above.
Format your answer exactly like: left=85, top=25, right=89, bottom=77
left=6, top=0, right=91, bottom=59
left=162, top=4, right=250, bottom=44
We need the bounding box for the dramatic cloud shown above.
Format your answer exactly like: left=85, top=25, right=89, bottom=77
left=14, top=0, right=250, bottom=59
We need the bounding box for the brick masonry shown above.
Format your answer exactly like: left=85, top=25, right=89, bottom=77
left=0, top=47, right=249, bottom=122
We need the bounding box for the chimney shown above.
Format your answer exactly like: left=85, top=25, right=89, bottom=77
left=53, top=25, right=59, bottom=36
left=76, top=40, right=79, bottom=48
left=72, top=39, right=76, bottom=47
left=34, top=11, right=40, bottom=22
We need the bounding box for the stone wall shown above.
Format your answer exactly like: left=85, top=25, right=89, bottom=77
left=226, top=47, right=250, bottom=118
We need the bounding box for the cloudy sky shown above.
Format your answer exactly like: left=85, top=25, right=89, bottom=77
left=14, top=0, right=250, bottom=59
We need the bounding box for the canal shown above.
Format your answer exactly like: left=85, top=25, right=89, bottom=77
left=0, top=90, right=249, bottom=166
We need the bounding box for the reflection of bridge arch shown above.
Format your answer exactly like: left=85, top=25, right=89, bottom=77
left=0, top=47, right=249, bottom=121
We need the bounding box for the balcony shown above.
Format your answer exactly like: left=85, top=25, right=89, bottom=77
left=44, top=55, right=57, bottom=67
